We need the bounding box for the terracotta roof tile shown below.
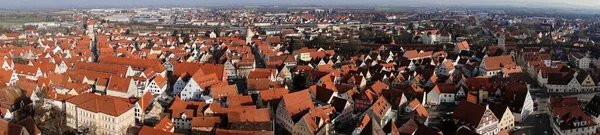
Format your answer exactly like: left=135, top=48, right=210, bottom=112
left=259, top=88, right=289, bottom=102
left=154, top=116, right=174, bottom=132
left=66, top=93, right=134, bottom=116
left=211, top=85, right=239, bottom=99
left=227, top=108, right=271, bottom=123
left=191, top=116, right=221, bottom=127
left=215, top=128, right=274, bottom=135
left=17, top=117, right=40, bottom=135
left=483, top=55, right=516, bottom=71
left=139, top=126, right=181, bottom=135
left=282, top=90, right=314, bottom=118
left=227, top=95, right=254, bottom=107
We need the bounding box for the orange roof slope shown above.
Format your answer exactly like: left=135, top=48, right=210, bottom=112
left=281, top=90, right=315, bottom=117
left=66, top=93, right=134, bottom=116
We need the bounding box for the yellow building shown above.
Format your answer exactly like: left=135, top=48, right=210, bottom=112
left=66, top=93, right=135, bottom=135
left=490, top=103, right=515, bottom=131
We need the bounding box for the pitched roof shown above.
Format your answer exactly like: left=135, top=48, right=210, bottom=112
left=191, top=116, right=221, bottom=127
left=100, top=56, right=166, bottom=71
left=586, top=94, right=600, bottom=117
left=66, top=93, right=134, bottom=116
left=0, top=118, right=25, bottom=135
left=227, top=95, right=254, bottom=107
left=138, top=92, right=153, bottom=112
left=488, top=103, right=508, bottom=119
left=368, top=96, right=391, bottom=120
left=214, top=128, right=274, bottom=135
left=139, top=126, right=182, bottom=135
left=17, top=117, right=40, bottom=135
left=154, top=116, right=174, bottom=132
left=191, top=73, right=221, bottom=89
left=259, top=88, right=289, bottom=102
left=483, top=55, right=516, bottom=71
left=211, top=85, right=239, bottom=99
left=452, top=100, right=489, bottom=127
left=432, top=83, right=456, bottom=94
left=152, top=75, right=168, bottom=87
left=227, top=108, right=271, bottom=123
left=281, top=90, right=314, bottom=120
left=107, top=77, right=132, bottom=93
left=73, top=62, right=128, bottom=76
left=552, top=104, right=597, bottom=130
left=456, top=40, right=470, bottom=50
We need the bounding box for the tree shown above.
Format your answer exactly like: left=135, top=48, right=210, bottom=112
left=124, top=29, right=131, bottom=35
left=79, top=124, right=98, bottom=135
left=340, top=39, right=360, bottom=56
left=171, top=30, right=178, bottom=37
left=290, top=38, right=306, bottom=51
left=309, top=35, right=333, bottom=49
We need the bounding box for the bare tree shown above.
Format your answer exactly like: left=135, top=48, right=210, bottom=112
left=80, top=123, right=98, bottom=135
left=32, top=90, right=72, bottom=134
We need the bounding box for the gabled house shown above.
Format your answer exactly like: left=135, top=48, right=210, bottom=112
left=481, top=55, right=516, bottom=77
left=292, top=106, right=335, bottom=135
left=106, top=77, right=138, bottom=98
left=180, top=73, right=220, bottom=101
left=454, top=40, right=470, bottom=53
left=0, top=69, right=19, bottom=85
left=14, top=64, right=43, bottom=80
left=576, top=71, right=595, bottom=92
left=436, top=61, right=455, bottom=76
left=0, top=118, right=30, bottom=135
left=145, top=75, right=168, bottom=96
left=168, top=97, right=207, bottom=130
left=426, top=83, right=456, bottom=105
left=364, top=96, right=394, bottom=127
left=276, top=90, right=315, bottom=133
left=550, top=97, right=598, bottom=135
left=584, top=94, right=600, bottom=124
left=0, top=107, right=12, bottom=120
left=568, top=52, right=590, bottom=69
left=330, top=96, right=354, bottom=129
left=452, top=100, right=500, bottom=135
left=488, top=103, right=515, bottom=132
left=135, top=92, right=155, bottom=123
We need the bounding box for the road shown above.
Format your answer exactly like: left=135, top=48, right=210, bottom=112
left=512, top=112, right=552, bottom=135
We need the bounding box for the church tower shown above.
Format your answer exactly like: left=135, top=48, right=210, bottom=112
left=498, top=34, right=505, bottom=50
left=246, top=26, right=254, bottom=45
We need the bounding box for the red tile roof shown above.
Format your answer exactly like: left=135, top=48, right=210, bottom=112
left=100, top=56, right=166, bottom=72
left=0, top=118, right=25, bottom=135
left=452, top=100, right=491, bottom=127
left=211, top=85, right=239, bottom=99
left=154, top=116, right=174, bottom=132
left=483, top=55, right=516, bottom=71
left=282, top=90, right=314, bottom=117
left=215, top=128, right=274, bottom=135
left=259, top=88, right=289, bottom=102
left=107, top=77, right=132, bottom=93
left=227, top=95, right=254, bottom=107
left=227, top=108, right=271, bottom=123
left=66, top=93, right=134, bottom=116
left=17, top=117, right=40, bottom=135
left=191, top=116, right=221, bottom=127
left=139, top=126, right=181, bottom=135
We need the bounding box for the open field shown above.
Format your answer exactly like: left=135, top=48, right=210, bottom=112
left=0, top=17, right=45, bottom=26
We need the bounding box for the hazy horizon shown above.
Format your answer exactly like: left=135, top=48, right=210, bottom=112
left=0, top=0, right=598, bottom=9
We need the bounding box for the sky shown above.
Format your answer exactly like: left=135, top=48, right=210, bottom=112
left=0, top=0, right=598, bottom=9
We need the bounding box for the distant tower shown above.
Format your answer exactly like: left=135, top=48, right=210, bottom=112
left=498, top=34, right=505, bottom=50
left=246, top=26, right=254, bottom=45
left=498, top=34, right=506, bottom=49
